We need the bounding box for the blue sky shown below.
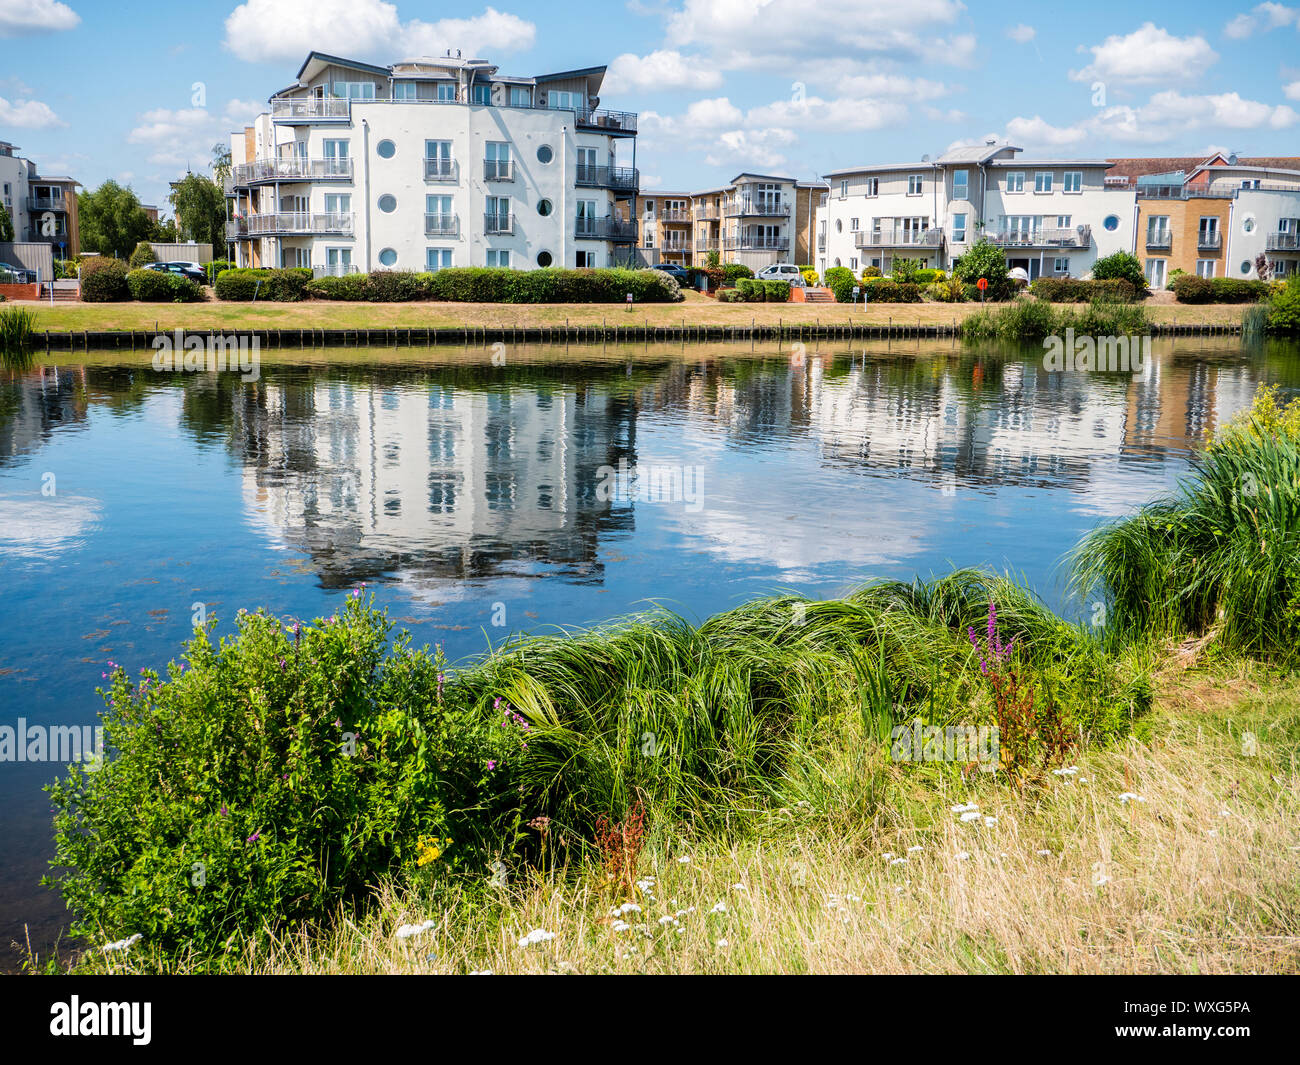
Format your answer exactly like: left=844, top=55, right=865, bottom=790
left=2, top=0, right=1299, bottom=210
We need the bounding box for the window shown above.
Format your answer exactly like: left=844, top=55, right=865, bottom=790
left=536, top=144, right=553, bottom=164
left=326, top=247, right=352, bottom=270
left=1034, top=171, right=1053, bottom=193
left=1145, top=258, right=1166, bottom=289
left=428, top=474, right=456, bottom=514
left=376, top=140, right=396, bottom=159
left=332, top=81, right=375, bottom=99
left=487, top=249, right=510, bottom=268
left=576, top=199, right=597, bottom=236
left=849, top=217, right=859, bottom=232
left=426, top=194, right=453, bottom=235
left=952, top=169, right=968, bottom=200
left=510, top=86, right=532, bottom=107
left=324, top=193, right=351, bottom=214
left=471, top=83, right=492, bottom=105
left=1103, top=214, right=1120, bottom=231
left=1064, top=171, right=1082, bottom=193
left=1196, top=259, right=1216, bottom=278
left=392, top=82, right=418, bottom=101
left=547, top=90, right=580, bottom=110
left=436, top=82, right=456, bottom=102
left=1006, top=171, right=1024, bottom=193
left=849, top=257, right=858, bottom=270
left=379, top=248, right=397, bottom=267
left=1053, top=257, right=1069, bottom=274
left=427, top=248, right=452, bottom=271
left=323, top=139, right=349, bottom=159
left=425, top=140, right=453, bottom=179
left=485, top=142, right=511, bottom=180
left=839, top=180, right=848, bottom=198
left=644, top=199, right=655, bottom=216
left=952, top=212, right=967, bottom=243
left=1146, top=215, right=1171, bottom=246
left=378, top=194, right=397, bottom=213
left=537, top=199, right=553, bottom=216
left=864, top=177, right=879, bottom=197
left=1056, top=215, right=1072, bottom=229
left=537, top=250, right=553, bottom=267
left=908, top=174, right=923, bottom=195
left=576, top=250, right=596, bottom=267
left=1198, top=216, right=1220, bottom=247
left=486, top=195, right=511, bottom=232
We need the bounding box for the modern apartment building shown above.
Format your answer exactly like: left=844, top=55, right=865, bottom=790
left=0, top=141, right=80, bottom=258
left=1107, top=154, right=1300, bottom=285
left=685, top=174, right=800, bottom=271
left=818, top=141, right=1137, bottom=281
left=225, top=51, right=640, bottom=274
left=639, top=191, right=692, bottom=265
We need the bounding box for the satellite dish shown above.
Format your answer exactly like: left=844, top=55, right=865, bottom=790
left=1227, top=153, right=1239, bottom=166
left=921, top=154, right=931, bottom=163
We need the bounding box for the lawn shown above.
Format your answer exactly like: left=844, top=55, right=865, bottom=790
left=11, top=290, right=1250, bottom=333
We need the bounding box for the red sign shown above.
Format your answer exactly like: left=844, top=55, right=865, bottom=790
left=977, top=278, right=988, bottom=291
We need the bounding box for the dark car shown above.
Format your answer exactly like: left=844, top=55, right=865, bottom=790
left=144, top=261, right=208, bottom=285
left=653, top=263, right=692, bottom=286
left=0, top=262, right=37, bottom=284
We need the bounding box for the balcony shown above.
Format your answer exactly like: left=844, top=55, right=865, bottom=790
left=25, top=227, right=69, bottom=243
left=1145, top=231, right=1172, bottom=250
left=483, top=159, right=514, bottom=182
left=1197, top=232, right=1223, bottom=250
left=575, top=164, right=639, bottom=191
left=228, top=158, right=353, bottom=189
left=987, top=226, right=1091, bottom=249
left=724, top=200, right=791, bottom=218
left=856, top=228, right=945, bottom=249
left=425, top=213, right=460, bottom=238
left=572, top=107, right=637, bottom=135
left=694, top=206, right=721, bottom=221
left=484, top=212, right=515, bottom=235
left=27, top=196, right=67, bottom=213
left=271, top=97, right=351, bottom=123
left=723, top=236, right=790, bottom=252
left=226, top=212, right=355, bottom=237
left=424, top=157, right=459, bottom=182
left=1266, top=232, right=1300, bottom=252
left=575, top=217, right=637, bottom=242
left=694, top=237, right=720, bottom=251
left=655, top=209, right=691, bottom=223
left=817, top=236, right=827, bottom=252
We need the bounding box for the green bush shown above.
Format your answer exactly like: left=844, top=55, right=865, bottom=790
left=716, top=289, right=745, bottom=303
left=927, top=277, right=968, bottom=303
left=824, top=266, right=857, bottom=303
left=214, top=267, right=310, bottom=302
left=913, top=268, right=945, bottom=284
left=763, top=280, right=791, bottom=303
left=952, top=240, right=1014, bottom=301
left=860, top=265, right=882, bottom=279
left=891, top=258, right=924, bottom=284
left=79, top=260, right=131, bottom=303
left=304, top=273, right=369, bottom=301
left=1031, top=278, right=1138, bottom=303
left=1267, top=277, right=1300, bottom=334
left=1091, top=251, right=1148, bottom=295
left=364, top=270, right=425, bottom=302
left=860, top=280, right=922, bottom=303
left=1171, top=276, right=1270, bottom=304
left=126, top=268, right=202, bottom=303
left=721, top=263, right=754, bottom=283
left=206, top=260, right=233, bottom=285
left=128, top=242, right=156, bottom=269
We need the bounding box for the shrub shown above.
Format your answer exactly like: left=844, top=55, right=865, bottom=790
left=735, top=278, right=760, bottom=301
left=721, top=263, right=754, bottom=283
left=206, top=260, right=233, bottom=285
left=824, top=266, right=857, bottom=303
left=128, top=242, right=156, bottom=269
left=304, top=273, right=369, bottom=301
left=860, top=280, right=921, bottom=303
left=419, top=267, right=682, bottom=304
left=913, top=268, right=945, bottom=284
left=952, top=240, right=1013, bottom=301
left=860, top=265, right=882, bottom=279
left=1267, top=277, right=1300, bottom=334
left=891, top=258, right=924, bottom=283
left=126, top=268, right=202, bottom=303
left=716, top=288, right=746, bottom=303
left=79, top=260, right=130, bottom=302
left=1171, top=275, right=1270, bottom=304
left=214, top=267, right=310, bottom=302
left=364, top=270, right=424, bottom=302
left=927, top=277, right=968, bottom=303
left=1091, top=251, right=1148, bottom=295
left=800, top=267, right=819, bottom=287
left=1031, top=278, right=1137, bottom=303
left=763, top=280, right=791, bottom=303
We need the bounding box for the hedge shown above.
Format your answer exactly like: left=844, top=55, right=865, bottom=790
left=1030, top=278, right=1138, bottom=303
left=79, top=260, right=130, bottom=303
left=126, top=269, right=202, bottom=303
left=297, top=267, right=684, bottom=304
left=1171, top=275, right=1271, bottom=304
left=734, top=278, right=791, bottom=302
left=830, top=277, right=921, bottom=303
left=720, top=264, right=754, bottom=283
left=206, top=260, right=234, bottom=284
left=214, top=267, right=312, bottom=302
left=364, top=270, right=425, bottom=302
left=304, top=273, right=370, bottom=301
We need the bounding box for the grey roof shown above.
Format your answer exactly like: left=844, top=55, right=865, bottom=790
left=936, top=142, right=1021, bottom=164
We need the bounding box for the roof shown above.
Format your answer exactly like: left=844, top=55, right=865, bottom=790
left=823, top=161, right=939, bottom=178
left=294, top=51, right=391, bottom=82
left=730, top=171, right=796, bottom=184
left=936, top=142, right=1021, bottom=164
left=1105, top=155, right=1300, bottom=186
left=987, top=158, right=1114, bottom=168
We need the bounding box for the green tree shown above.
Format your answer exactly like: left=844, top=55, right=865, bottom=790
left=211, top=142, right=232, bottom=189
left=129, top=241, right=156, bottom=268
left=1091, top=251, right=1148, bottom=293
left=150, top=215, right=179, bottom=242
left=168, top=172, right=226, bottom=250
left=78, top=181, right=154, bottom=258
left=0, top=203, right=13, bottom=242
left=952, top=239, right=1012, bottom=299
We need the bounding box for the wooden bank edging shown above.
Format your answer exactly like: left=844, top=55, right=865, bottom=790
left=35, top=319, right=1245, bottom=352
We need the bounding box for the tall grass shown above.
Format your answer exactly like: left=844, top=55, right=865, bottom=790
left=961, top=297, right=1152, bottom=343
left=1071, top=384, right=1300, bottom=659
left=0, top=305, right=36, bottom=367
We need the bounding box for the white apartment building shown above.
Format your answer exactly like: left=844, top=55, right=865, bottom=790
left=1198, top=164, right=1300, bottom=281
left=818, top=141, right=1137, bottom=280
left=693, top=174, right=800, bottom=271
left=225, top=51, right=640, bottom=275
left=0, top=140, right=80, bottom=259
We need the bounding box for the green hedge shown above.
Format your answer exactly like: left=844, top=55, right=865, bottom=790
left=857, top=279, right=922, bottom=303
left=721, top=263, right=754, bottom=283
left=298, top=268, right=684, bottom=304
left=1031, top=278, right=1139, bottom=303
left=79, top=260, right=131, bottom=303
left=1171, top=275, right=1271, bottom=304
left=364, top=270, right=425, bottom=302
left=214, top=267, right=312, bottom=302
left=304, top=273, right=370, bottom=301
left=126, top=269, right=202, bottom=303
left=206, top=260, right=233, bottom=285
left=733, top=278, right=792, bottom=303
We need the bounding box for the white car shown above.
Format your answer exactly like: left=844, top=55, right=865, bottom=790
left=755, top=263, right=806, bottom=286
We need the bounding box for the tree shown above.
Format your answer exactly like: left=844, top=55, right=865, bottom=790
left=211, top=142, right=232, bottom=189
left=78, top=181, right=154, bottom=258
left=0, top=203, right=13, bottom=242
left=150, top=215, right=179, bottom=243
left=952, top=239, right=1012, bottom=299
left=1091, top=251, right=1147, bottom=293
left=129, top=241, right=156, bottom=268
left=169, top=172, right=226, bottom=250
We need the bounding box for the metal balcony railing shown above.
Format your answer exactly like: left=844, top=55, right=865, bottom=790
left=27, top=196, right=67, bottom=212
left=227, top=212, right=355, bottom=237
left=575, top=164, right=639, bottom=190
left=483, top=159, right=514, bottom=182
left=1266, top=232, right=1300, bottom=251
left=1197, top=232, right=1223, bottom=250
left=424, top=157, right=458, bottom=182
left=424, top=214, right=460, bottom=238
left=723, top=236, right=790, bottom=252
left=484, top=212, right=515, bottom=235
left=655, top=209, right=691, bottom=223
left=1145, top=231, right=1172, bottom=249
left=694, top=206, right=721, bottom=221
left=271, top=97, right=351, bottom=122
left=856, top=228, right=945, bottom=248
left=724, top=200, right=791, bottom=218
left=575, top=217, right=637, bottom=241
left=228, top=158, right=353, bottom=188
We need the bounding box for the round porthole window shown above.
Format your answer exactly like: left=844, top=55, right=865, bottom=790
left=537, top=199, right=553, bottom=217
left=379, top=248, right=397, bottom=267
left=537, top=251, right=553, bottom=267
left=537, top=144, right=553, bottom=164
left=1241, top=260, right=1252, bottom=275
left=376, top=140, right=396, bottom=159
left=835, top=219, right=843, bottom=232
left=378, top=194, right=397, bottom=213
left=1103, top=215, right=1119, bottom=231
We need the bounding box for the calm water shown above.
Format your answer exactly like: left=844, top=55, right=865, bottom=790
left=3, top=338, right=1299, bottom=965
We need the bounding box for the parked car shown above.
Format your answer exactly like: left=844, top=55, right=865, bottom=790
left=0, top=262, right=37, bottom=284
left=144, top=261, right=208, bottom=285
left=755, top=263, right=806, bottom=287
left=653, top=263, right=693, bottom=286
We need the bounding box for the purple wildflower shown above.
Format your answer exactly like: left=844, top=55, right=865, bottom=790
left=247, top=831, right=260, bottom=843
left=487, top=760, right=497, bottom=771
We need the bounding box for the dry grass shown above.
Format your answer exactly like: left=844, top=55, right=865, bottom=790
left=104, top=665, right=1294, bottom=976
left=10, top=291, right=1249, bottom=334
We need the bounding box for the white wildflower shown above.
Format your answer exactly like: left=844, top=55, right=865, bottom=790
left=960, top=811, right=982, bottom=823
left=951, top=802, right=979, bottom=814
left=102, top=933, right=142, bottom=954
left=394, top=919, right=437, bottom=940
left=1118, top=792, right=1146, bottom=804
left=518, top=928, right=556, bottom=948
left=710, top=901, right=727, bottom=914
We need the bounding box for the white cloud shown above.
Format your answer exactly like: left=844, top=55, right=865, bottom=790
left=1004, top=114, right=1087, bottom=147
left=1141, top=89, right=1298, bottom=129
left=127, top=101, right=261, bottom=171
left=603, top=50, right=723, bottom=93
left=0, top=0, right=79, bottom=37
left=746, top=95, right=908, bottom=132
left=1286, top=80, right=1300, bottom=100
left=0, top=95, right=65, bottom=128
left=1006, top=24, right=1035, bottom=43
left=224, top=0, right=534, bottom=65
left=665, top=0, right=970, bottom=67
left=1223, top=3, right=1297, bottom=39
left=704, top=128, right=797, bottom=170
left=639, top=96, right=797, bottom=171
left=1070, top=23, right=1218, bottom=85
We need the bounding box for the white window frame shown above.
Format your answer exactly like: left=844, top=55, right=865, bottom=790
left=1006, top=171, right=1024, bottom=194
left=1034, top=171, right=1053, bottom=193
left=1063, top=171, right=1082, bottom=194
left=907, top=174, right=924, bottom=196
